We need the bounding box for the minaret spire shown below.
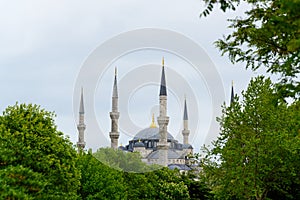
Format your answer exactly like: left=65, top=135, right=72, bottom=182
left=230, top=80, right=234, bottom=105
left=113, top=67, right=118, bottom=99
left=157, top=57, right=169, bottom=167
left=159, top=57, right=167, bottom=96
left=77, top=88, right=86, bottom=152
left=182, top=96, right=190, bottom=145
left=110, top=67, right=120, bottom=149
left=79, top=87, right=84, bottom=114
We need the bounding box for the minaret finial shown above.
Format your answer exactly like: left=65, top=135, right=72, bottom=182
left=150, top=113, right=157, bottom=128
left=162, top=57, right=164, bottom=67
left=115, top=67, right=117, bottom=76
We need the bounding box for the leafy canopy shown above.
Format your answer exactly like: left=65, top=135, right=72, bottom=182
left=76, top=152, right=126, bottom=200
left=93, top=147, right=160, bottom=173
left=0, top=103, right=80, bottom=199
left=201, top=76, right=300, bottom=200
left=201, top=0, right=300, bottom=98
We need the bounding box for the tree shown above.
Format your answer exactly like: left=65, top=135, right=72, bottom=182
left=201, top=0, right=300, bottom=98
left=122, top=172, right=155, bottom=199
left=201, top=76, right=300, bottom=199
left=146, top=168, right=191, bottom=200
left=180, top=171, right=214, bottom=200
left=76, top=151, right=127, bottom=200
left=91, top=148, right=191, bottom=199
left=0, top=103, right=80, bottom=199
left=93, top=147, right=160, bottom=173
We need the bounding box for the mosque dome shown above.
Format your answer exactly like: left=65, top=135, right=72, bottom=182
left=133, top=127, right=174, bottom=140
left=133, top=113, right=175, bottom=141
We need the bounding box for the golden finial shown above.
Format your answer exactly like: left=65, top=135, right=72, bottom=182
left=150, top=113, right=157, bottom=128
left=232, top=80, right=234, bottom=86
left=115, top=67, right=117, bottom=76
left=162, top=57, right=164, bottom=67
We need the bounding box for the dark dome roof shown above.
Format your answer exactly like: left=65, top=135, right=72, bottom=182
left=133, top=127, right=174, bottom=140
left=147, top=149, right=184, bottom=159
left=182, top=144, right=193, bottom=149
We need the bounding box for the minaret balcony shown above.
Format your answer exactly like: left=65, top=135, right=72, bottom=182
left=77, top=124, right=86, bottom=130
left=109, top=112, right=120, bottom=119
left=109, top=131, right=119, bottom=138
left=157, top=116, right=169, bottom=125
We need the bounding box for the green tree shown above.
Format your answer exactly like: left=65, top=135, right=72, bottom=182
left=201, top=0, right=300, bottom=98
left=93, top=147, right=159, bottom=173
left=180, top=171, right=213, bottom=200
left=76, top=151, right=126, bottom=200
left=123, top=172, right=154, bottom=199
left=201, top=76, right=300, bottom=200
left=0, top=103, right=80, bottom=199
left=93, top=148, right=190, bottom=199
left=91, top=148, right=191, bottom=199
left=145, top=168, right=190, bottom=200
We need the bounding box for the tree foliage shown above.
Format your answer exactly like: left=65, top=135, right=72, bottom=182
left=79, top=149, right=194, bottom=200
left=93, top=147, right=160, bottom=173
left=201, top=0, right=300, bottom=98
left=76, top=152, right=126, bottom=200
left=201, top=76, right=300, bottom=199
left=0, top=103, right=80, bottom=199
left=200, top=0, right=240, bottom=17
left=180, top=171, right=214, bottom=200
left=143, top=168, right=190, bottom=200
left=92, top=148, right=191, bottom=199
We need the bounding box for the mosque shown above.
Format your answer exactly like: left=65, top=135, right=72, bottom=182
left=76, top=58, right=195, bottom=170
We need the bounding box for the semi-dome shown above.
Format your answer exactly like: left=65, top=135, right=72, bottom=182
left=147, top=149, right=183, bottom=159
left=133, top=127, right=174, bottom=140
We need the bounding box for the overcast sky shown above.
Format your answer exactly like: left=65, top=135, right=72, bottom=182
left=0, top=0, right=258, bottom=152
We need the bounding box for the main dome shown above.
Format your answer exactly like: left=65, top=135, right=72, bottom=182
left=133, top=127, right=174, bottom=140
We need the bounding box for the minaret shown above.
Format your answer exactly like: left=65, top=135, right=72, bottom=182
left=230, top=80, right=234, bottom=105
left=182, top=97, right=190, bottom=145
left=77, top=88, right=86, bottom=152
left=109, top=67, right=120, bottom=149
left=157, top=57, right=169, bottom=167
